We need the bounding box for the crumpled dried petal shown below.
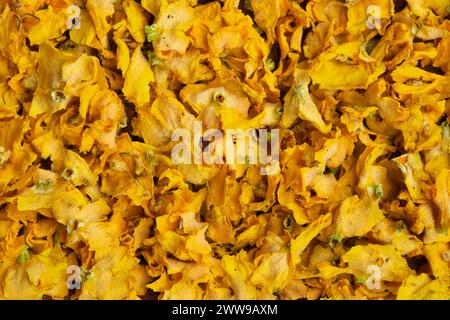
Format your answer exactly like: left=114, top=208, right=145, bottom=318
left=0, top=0, right=449, bottom=301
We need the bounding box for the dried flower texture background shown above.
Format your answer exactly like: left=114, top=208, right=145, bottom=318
left=0, top=0, right=449, bottom=300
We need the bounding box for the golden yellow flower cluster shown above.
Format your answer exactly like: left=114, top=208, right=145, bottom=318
left=0, top=0, right=449, bottom=300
